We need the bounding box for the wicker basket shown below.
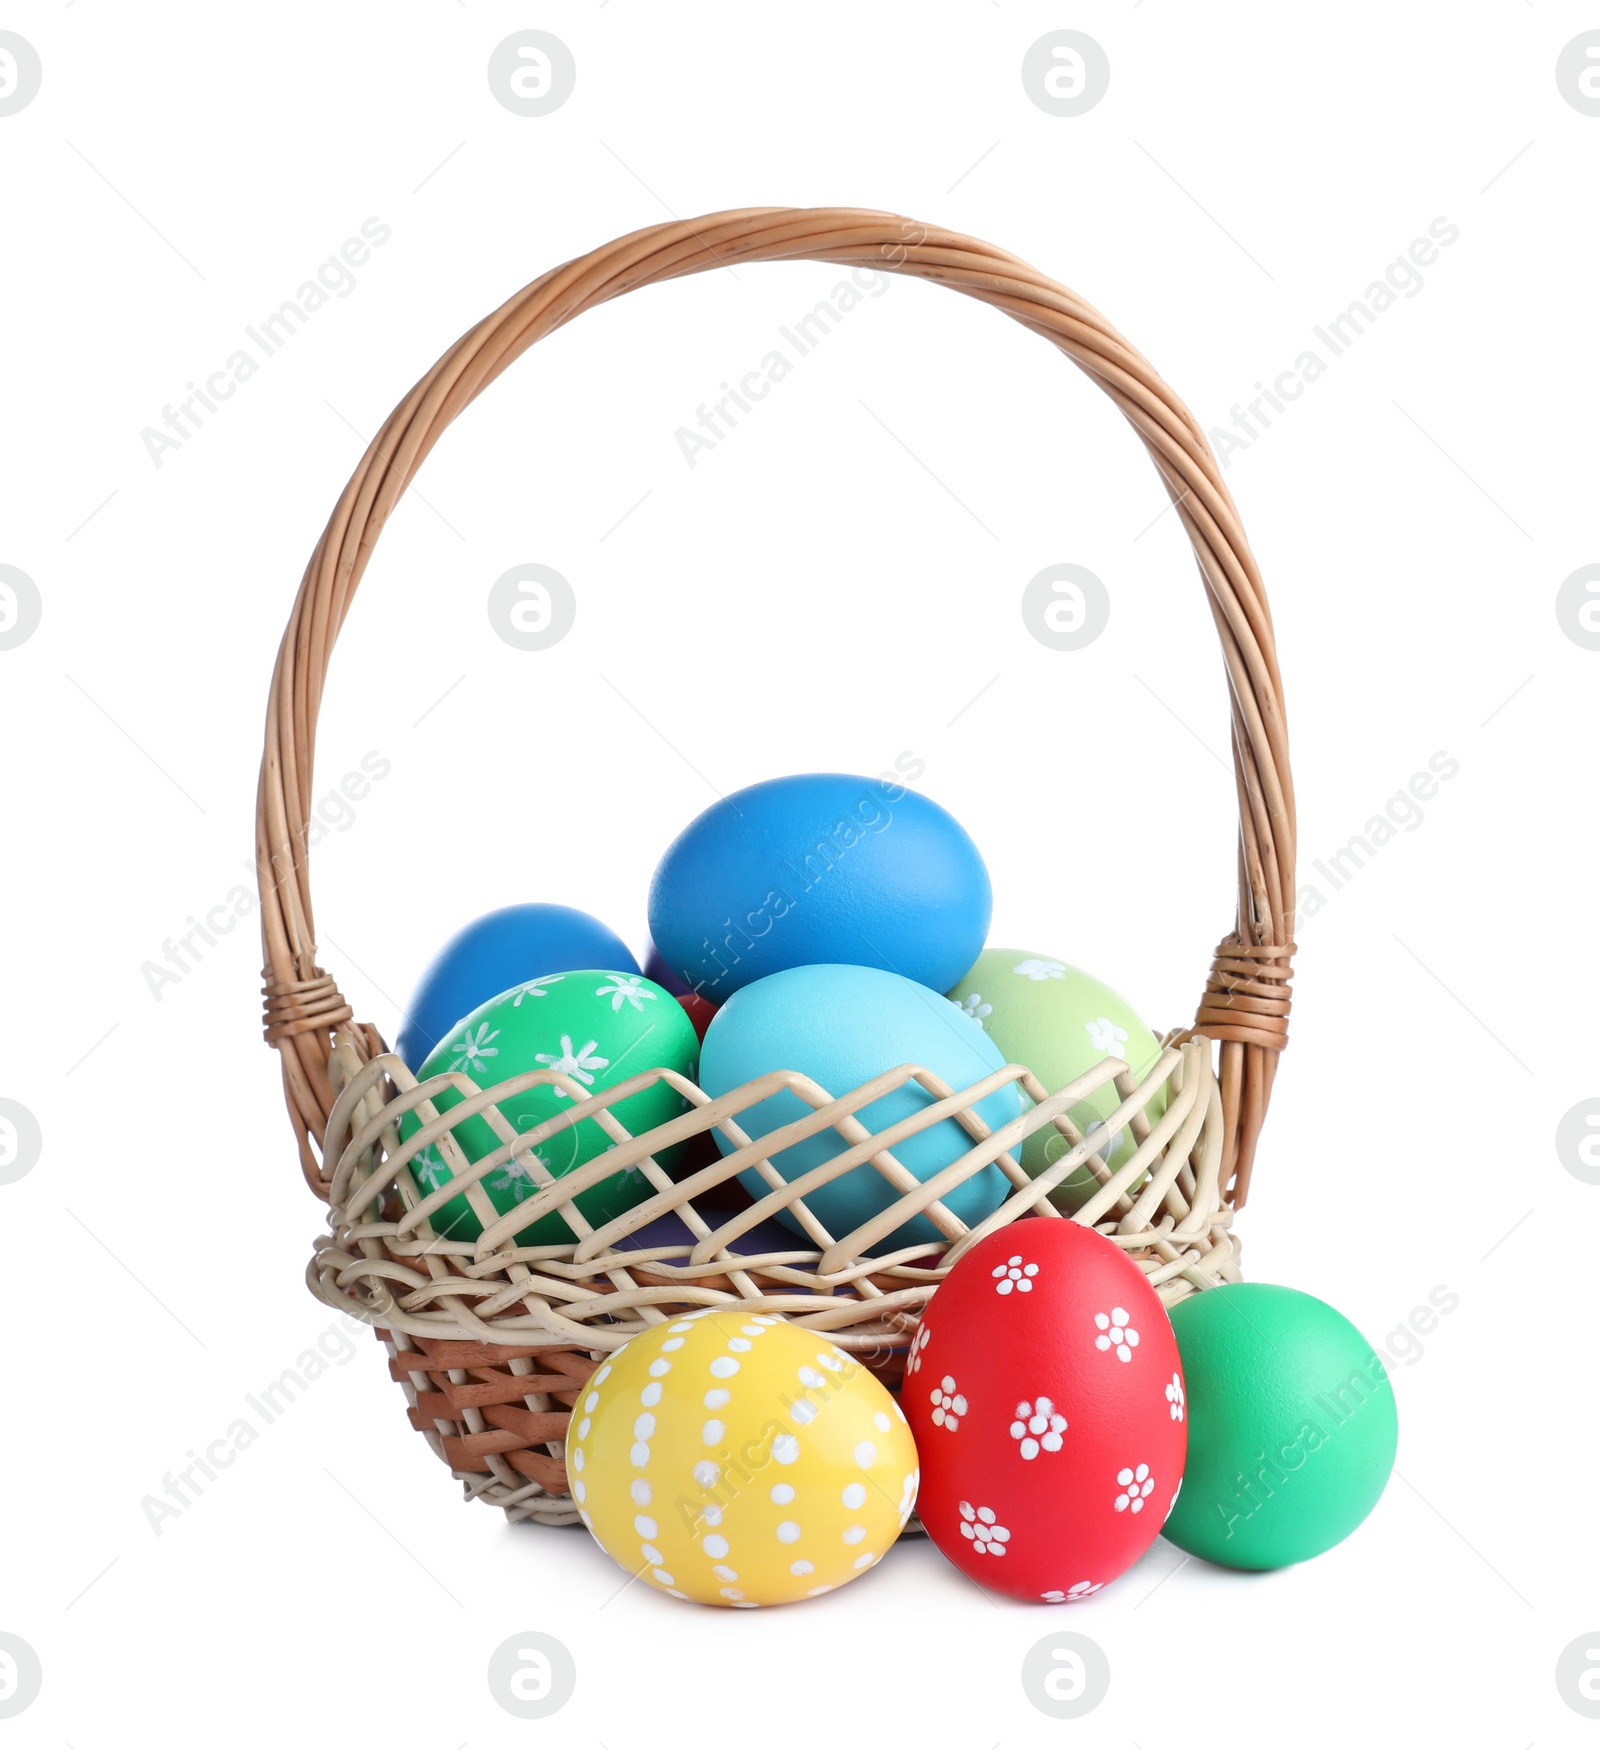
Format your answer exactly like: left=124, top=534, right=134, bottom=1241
left=258, top=207, right=1295, bottom=1526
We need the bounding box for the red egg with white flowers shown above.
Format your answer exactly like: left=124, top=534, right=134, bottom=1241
left=904, top=1220, right=1187, bottom=1603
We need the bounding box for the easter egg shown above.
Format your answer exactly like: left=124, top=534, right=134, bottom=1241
left=654, top=994, right=722, bottom=1182
left=401, top=969, right=697, bottom=1245
left=905, top=1220, right=1186, bottom=1602
left=614, top=1207, right=803, bottom=1262
left=660, top=1123, right=725, bottom=1184
left=698, top=964, right=1025, bottom=1252
left=571, top=1309, right=918, bottom=1606
left=677, top=992, right=718, bottom=1042
left=398, top=903, right=639, bottom=1070
left=946, top=950, right=1167, bottom=1209
left=647, top=772, right=991, bottom=1002
left=1162, top=1284, right=1398, bottom=1571
left=643, top=940, right=690, bottom=997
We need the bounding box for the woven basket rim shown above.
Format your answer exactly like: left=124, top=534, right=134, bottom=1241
left=310, top=1027, right=1238, bottom=1522
left=315, top=1036, right=1232, bottom=1337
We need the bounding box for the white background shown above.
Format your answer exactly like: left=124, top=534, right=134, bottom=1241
left=3, top=2, right=1596, bottom=1742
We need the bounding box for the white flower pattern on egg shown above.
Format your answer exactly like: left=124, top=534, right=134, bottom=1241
left=1085, top=1015, right=1129, bottom=1055
left=411, top=1146, right=448, bottom=1190
left=958, top=1501, right=1010, bottom=1555
left=952, top=993, right=992, bottom=1022
left=993, top=1256, right=1039, bottom=1295
left=1114, top=1463, right=1155, bottom=1514
left=1009, top=1396, right=1068, bottom=1459
left=534, top=1035, right=609, bottom=1095
left=1084, top=1119, right=1126, bottom=1163
left=447, top=1022, right=500, bottom=1074
left=905, top=1323, right=932, bottom=1376
left=595, top=973, right=657, bottom=1013
left=1165, top=1374, right=1185, bottom=1420
left=487, top=1151, right=547, bottom=1200
left=930, top=1376, right=967, bottom=1431
left=1094, top=1308, right=1139, bottom=1363
left=510, top=975, right=563, bottom=1006
left=1012, top=958, right=1067, bottom=981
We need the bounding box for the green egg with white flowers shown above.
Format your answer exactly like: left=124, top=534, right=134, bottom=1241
left=944, top=949, right=1167, bottom=1209
left=399, top=969, right=698, bottom=1247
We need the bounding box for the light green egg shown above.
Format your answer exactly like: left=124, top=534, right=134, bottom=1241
left=397, top=970, right=698, bottom=1246
left=944, top=948, right=1168, bottom=1210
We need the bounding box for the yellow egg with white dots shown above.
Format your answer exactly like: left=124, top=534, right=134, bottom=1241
left=569, top=1309, right=919, bottom=1606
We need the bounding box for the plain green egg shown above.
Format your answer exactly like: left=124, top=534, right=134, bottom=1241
left=1162, top=1283, right=1399, bottom=1570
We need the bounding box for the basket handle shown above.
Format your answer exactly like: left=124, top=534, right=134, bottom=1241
left=257, top=207, right=1295, bottom=1207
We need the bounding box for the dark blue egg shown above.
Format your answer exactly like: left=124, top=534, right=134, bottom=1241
left=616, top=1206, right=810, bottom=1262
left=642, top=939, right=691, bottom=997
left=698, top=963, right=1023, bottom=1253
left=397, top=903, right=638, bottom=1070
left=647, top=772, right=991, bottom=1002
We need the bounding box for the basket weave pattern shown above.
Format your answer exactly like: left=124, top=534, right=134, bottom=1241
left=257, top=208, right=1295, bottom=1525
left=315, top=1036, right=1230, bottom=1523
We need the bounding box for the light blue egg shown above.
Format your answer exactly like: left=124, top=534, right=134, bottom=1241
left=647, top=772, right=992, bottom=1002
left=698, top=963, right=1025, bottom=1253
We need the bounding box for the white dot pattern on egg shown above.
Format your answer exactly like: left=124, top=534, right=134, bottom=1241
left=569, top=1308, right=917, bottom=1606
